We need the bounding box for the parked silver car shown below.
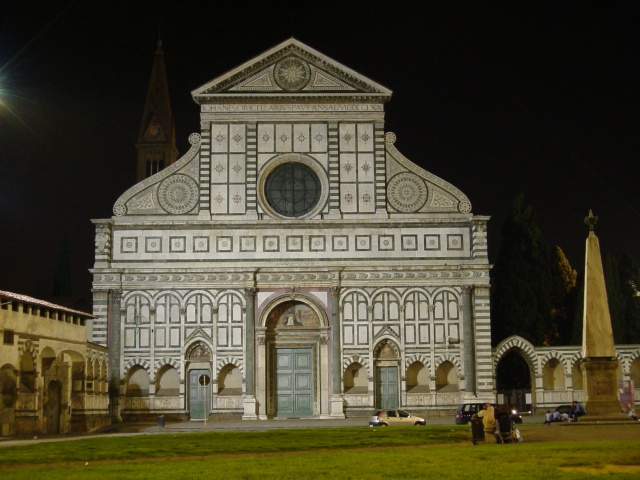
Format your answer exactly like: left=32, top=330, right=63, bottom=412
left=369, top=409, right=426, bottom=426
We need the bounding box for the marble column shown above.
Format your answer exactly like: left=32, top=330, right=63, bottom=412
left=329, top=286, right=345, bottom=418
left=107, top=289, right=122, bottom=423
left=461, top=285, right=476, bottom=398
left=242, top=287, right=258, bottom=419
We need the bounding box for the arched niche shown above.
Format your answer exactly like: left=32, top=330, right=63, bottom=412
left=344, top=362, right=368, bottom=394
left=156, top=365, right=180, bottom=396
left=125, top=366, right=150, bottom=397
left=435, top=361, right=459, bottom=392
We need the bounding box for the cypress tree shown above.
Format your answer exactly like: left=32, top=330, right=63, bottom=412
left=491, top=193, right=555, bottom=345
left=551, top=246, right=577, bottom=344
left=604, top=253, right=640, bottom=344
left=604, top=253, right=626, bottom=344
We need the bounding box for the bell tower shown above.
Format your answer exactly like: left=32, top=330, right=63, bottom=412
left=135, top=39, right=178, bottom=182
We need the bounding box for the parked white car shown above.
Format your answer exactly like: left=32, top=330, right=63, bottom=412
left=368, top=409, right=426, bottom=426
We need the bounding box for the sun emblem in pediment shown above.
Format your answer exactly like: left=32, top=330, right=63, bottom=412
left=273, top=56, right=311, bottom=91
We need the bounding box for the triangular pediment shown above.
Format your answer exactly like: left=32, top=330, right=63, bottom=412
left=192, top=38, right=392, bottom=102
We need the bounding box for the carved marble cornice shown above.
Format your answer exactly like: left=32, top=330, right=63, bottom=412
left=92, top=268, right=489, bottom=287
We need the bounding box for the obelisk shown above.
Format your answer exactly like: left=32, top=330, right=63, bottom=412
left=580, top=211, right=623, bottom=417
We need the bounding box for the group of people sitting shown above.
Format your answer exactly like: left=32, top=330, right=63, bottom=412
left=544, top=401, right=586, bottom=424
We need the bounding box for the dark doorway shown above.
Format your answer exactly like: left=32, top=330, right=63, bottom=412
left=45, top=380, right=62, bottom=434
left=496, top=351, right=531, bottom=412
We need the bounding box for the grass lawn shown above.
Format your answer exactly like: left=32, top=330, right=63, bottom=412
left=1, top=425, right=639, bottom=479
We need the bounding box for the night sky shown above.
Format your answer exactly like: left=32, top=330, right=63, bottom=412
left=1, top=1, right=638, bottom=308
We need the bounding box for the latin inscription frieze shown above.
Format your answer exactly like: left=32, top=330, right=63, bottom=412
left=202, top=104, right=384, bottom=113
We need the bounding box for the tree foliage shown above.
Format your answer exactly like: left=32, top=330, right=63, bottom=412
left=569, top=253, right=640, bottom=345
left=491, top=193, right=577, bottom=346
left=604, top=253, right=640, bottom=344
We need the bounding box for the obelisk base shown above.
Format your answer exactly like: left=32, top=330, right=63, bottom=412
left=581, top=357, right=621, bottom=416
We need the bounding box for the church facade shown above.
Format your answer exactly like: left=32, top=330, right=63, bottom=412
left=90, top=39, right=493, bottom=420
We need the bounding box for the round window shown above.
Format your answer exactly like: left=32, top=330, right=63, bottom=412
left=264, top=162, right=321, bottom=218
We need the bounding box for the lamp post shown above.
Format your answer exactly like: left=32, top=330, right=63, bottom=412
left=199, top=374, right=210, bottom=428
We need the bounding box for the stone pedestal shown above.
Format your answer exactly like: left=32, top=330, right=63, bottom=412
left=242, top=395, right=258, bottom=420
left=581, top=358, right=622, bottom=416
left=329, top=394, right=345, bottom=419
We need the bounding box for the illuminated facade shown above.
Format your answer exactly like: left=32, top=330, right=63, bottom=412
left=90, top=39, right=493, bottom=420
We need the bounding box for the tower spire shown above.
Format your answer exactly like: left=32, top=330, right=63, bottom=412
left=135, top=38, right=178, bottom=182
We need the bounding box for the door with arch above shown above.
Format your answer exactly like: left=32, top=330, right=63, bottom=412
left=375, top=366, right=398, bottom=409
left=189, top=369, right=211, bottom=420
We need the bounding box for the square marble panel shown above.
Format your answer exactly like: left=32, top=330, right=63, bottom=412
left=121, top=237, right=138, bottom=253
left=193, top=236, right=210, bottom=252
left=355, top=235, right=371, bottom=251
left=264, top=236, right=280, bottom=252
left=309, top=235, right=326, bottom=252
left=332, top=235, right=349, bottom=251
left=401, top=235, right=418, bottom=251
left=378, top=235, right=394, bottom=251
left=286, top=236, right=303, bottom=252
left=170, top=236, right=187, bottom=253
left=217, top=236, right=233, bottom=252
left=447, top=234, right=464, bottom=251
left=240, top=236, right=256, bottom=252
left=145, top=237, right=162, bottom=253
left=424, top=235, right=441, bottom=251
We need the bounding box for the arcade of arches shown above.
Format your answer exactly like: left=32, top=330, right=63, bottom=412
left=494, top=336, right=640, bottom=411
left=1, top=291, right=109, bottom=437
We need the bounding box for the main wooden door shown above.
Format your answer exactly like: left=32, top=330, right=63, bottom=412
left=189, top=369, right=211, bottom=420
left=376, top=366, right=398, bottom=409
left=276, top=348, right=313, bottom=417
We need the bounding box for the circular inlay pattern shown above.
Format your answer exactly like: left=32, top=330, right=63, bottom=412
left=387, top=172, right=428, bottom=212
left=189, top=132, right=201, bottom=145
left=458, top=200, right=472, bottom=213
left=113, top=203, right=127, bottom=216
left=273, top=56, right=311, bottom=91
left=385, top=132, right=397, bottom=145
left=157, top=175, right=198, bottom=214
